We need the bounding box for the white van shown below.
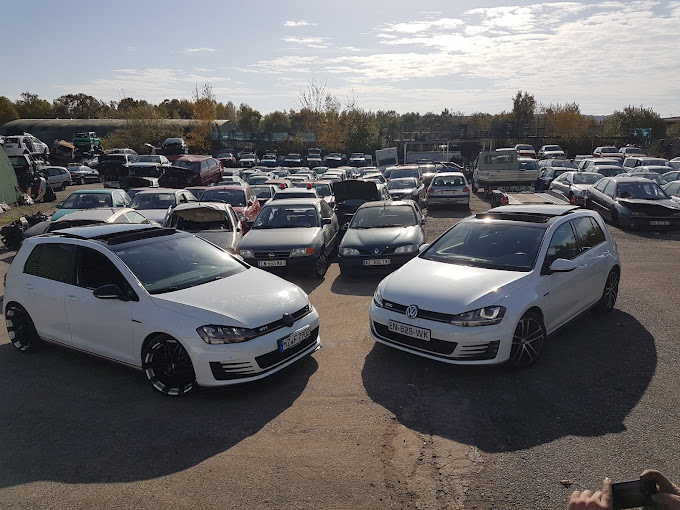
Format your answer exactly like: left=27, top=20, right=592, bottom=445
left=473, top=149, right=539, bottom=195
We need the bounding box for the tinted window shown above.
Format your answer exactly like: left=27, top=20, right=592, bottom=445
left=593, top=179, right=609, bottom=192
left=23, top=243, right=76, bottom=284
left=572, top=217, right=605, bottom=250
left=77, top=248, right=131, bottom=292
left=319, top=201, right=334, bottom=219
left=199, top=189, right=246, bottom=207
left=545, top=223, right=578, bottom=266
left=603, top=180, right=616, bottom=197
left=664, top=182, right=680, bottom=195
left=62, top=193, right=113, bottom=209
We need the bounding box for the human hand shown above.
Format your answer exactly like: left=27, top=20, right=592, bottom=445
left=567, top=478, right=612, bottom=509
left=640, top=470, right=680, bottom=509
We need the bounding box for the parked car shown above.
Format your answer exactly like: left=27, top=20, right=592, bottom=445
left=129, top=188, right=197, bottom=224
left=158, top=156, right=222, bottom=188
left=239, top=153, right=260, bottom=167
left=338, top=201, right=425, bottom=275
left=387, top=177, right=425, bottom=204
left=160, top=138, right=189, bottom=156
left=134, top=154, right=171, bottom=166
left=619, top=146, right=645, bottom=158
left=662, top=181, right=680, bottom=203
left=334, top=180, right=392, bottom=231
left=23, top=207, right=153, bottom=239
left=42, top=166, right=72, bottom=190
left=585, top=176, right=680, bottom=229
left=625, top=171, right=664, bottom=185
left=426, top=172, right=470, bottom=207
left=622, top=157, right=671, bottom=170
left=283, top=154, right=303, bottom=167
left=514, top=144, right=537, bottom=158
left=52, top=189, right=131, bottom=221
left=578, top=158, right=623, bottom=172
left=370, top=205, right=620, bottom=367
left=247, top=173, right=276, bottom=186
left=218, top=175, right=248, bottom=186
left=237, top=198, right=339, bottom=279
left=4, top=224, right=321, bottom=396
left=549, top=171, right=603, bottom=204
left=388, top=165, right=423, bottom=183
left=628, top=166, right=675, bottom=182
left=537, top=145, right=566, bottom=159
left=67, top=164, right=100, bottom=184
left=589, top=165, right=626, bottom=178
left=121, top=163, right=164, bottom=189
left=200, top=185, right=261, bottom=228
left=310, top=180, right=335, bottom=208
left=99, top=153, right=134, bottom=188
left=660, top=171, right=680, bottom=184
left=216, top=152, right=237, bottom=167
left=2, top=133, right=50, bottom=159
left=252, top=184, right=278, bottom=206
left=164, top=202, right=243, bottom=253
left=323, top=153, right=345, bottom=168
left=593, top=146, right=623, bottom=160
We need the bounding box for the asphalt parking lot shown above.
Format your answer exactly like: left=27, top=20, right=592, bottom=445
left=0, top=188, right=679, bottom=509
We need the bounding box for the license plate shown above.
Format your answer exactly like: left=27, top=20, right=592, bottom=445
left=258, top=260, right=286, bottom=267
left=650, top=221, right=670, bottom=226
left=363, top=258, right=391, bottom=266
left=279, top=325, right=311, bottom=352
left=388, top=320, right=430, bottom=341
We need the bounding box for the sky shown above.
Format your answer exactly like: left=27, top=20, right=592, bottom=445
left=5, top=0, right=680, bottom=117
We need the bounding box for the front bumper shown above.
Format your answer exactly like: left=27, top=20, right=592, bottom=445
left=242, top=251, right=323, bottom=272
left=618, top=213, right=680, bottom=229
left=182, top=308, right=322, bottom=386
left=369, top=301, right=517, bottom=365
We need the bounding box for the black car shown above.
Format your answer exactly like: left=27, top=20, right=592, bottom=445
left=585, top=176, right=680, bottom=229
left=334, top=180, right=392, bottom=233
left=120, top=163, right=164, bottom=189
left=161, top=138, right=189, bottom=155
left=535, top=167, right=569, bottom=190
left=66, top=165, right=101, bottom=184
left=338, top=201, right=425, bottom=275
left=99, top=153, right=134, bottom=188
left=236, top=198, right=340, bottom=279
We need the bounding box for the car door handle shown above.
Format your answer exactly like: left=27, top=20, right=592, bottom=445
left=25, top=284, right=34, bottom=290
left=578, top=264, right=587, bottom=269
left=67, top=295, right=79, bottom=301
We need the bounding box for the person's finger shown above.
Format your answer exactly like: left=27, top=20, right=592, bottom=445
left=570, top=490, right=582, bottom=502
left=581, top=490, right=593, bottom=499
left=641, top=470, right=678, bottom=494
left=651, top=491, right=680, bottom=508
left=601, top=478, right=613, bottom=507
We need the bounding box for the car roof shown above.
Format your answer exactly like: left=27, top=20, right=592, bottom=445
left=475, top=204, right=583, bottom=224
left=611, top=175, right=657, bottom=181
left=263, top=198, right=322, bottom=206
left=174, top=155, right=213, bottom=162
left=52, top=208, right=122, bottom=222
left=68, top=189, right=120, bottom=195
left=133, top=188, right=180, bottom=195
left=46, top=224, right=169, bottom=241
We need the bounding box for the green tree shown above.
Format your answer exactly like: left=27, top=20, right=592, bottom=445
left=215, top=101, right=236, bottom=121
left=15, top=92, right=53, bottom=118
left=603, top=105, right=666, bottom=139
left=236, top=103, right=261, bottom=132
left=101, top=104, right=183, bottom=153
left=186, top=83, right=217, bottom=153
left=261, top=110, right=291, bottom=133
left=52, top=93, right=103, bottom=119
left=0, top=96, right=20, bottom=125
left=512, top=91, right=536, bottom=136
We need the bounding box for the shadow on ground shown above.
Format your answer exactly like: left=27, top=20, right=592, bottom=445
left=362, top=309, right=655, bottom=452
left=0, top=343, right=317, bottom=487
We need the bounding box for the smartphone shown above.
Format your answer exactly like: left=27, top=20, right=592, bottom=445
left=612, top=479, right=657, bottom=509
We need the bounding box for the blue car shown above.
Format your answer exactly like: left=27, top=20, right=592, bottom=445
left=51, top=189, right=131, bottom=220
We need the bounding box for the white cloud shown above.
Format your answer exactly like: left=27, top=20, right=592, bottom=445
left=182, top=48, right=216, bottom=54
left=281, top=36, right=328, bottom=45
left=284, top=20, right=316, bottom=27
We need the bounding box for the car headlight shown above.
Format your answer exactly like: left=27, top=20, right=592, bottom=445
left=373, top=288, right=384, bottom=308
left=450, top=306, right=506, bottom=326
left=340, top=247, right=360, bottom=256
left=238, top=249, right=254, bottom=258
left=291, top=247, right=315, bottom=256
left=197, top=325, right=258, bottom=344
left=394, top=244, right=416, bottom=254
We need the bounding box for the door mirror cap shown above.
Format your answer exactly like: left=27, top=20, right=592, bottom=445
left=548, top=258, right=577, bottom=272
left=93, top=284, right=129, bottom=301
left=418, top=243, right=430, bottom=253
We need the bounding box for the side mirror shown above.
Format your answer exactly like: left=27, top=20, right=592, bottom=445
left=548, top=258, right=577, bottom=273
left=93, top=284, right=130, bottom=302
left=55, top=203, right=62, bottom=209
left=322, top=217, right=332, bottom=225
left=418, top=243, right=430, bottom=253
left=421, top=217, right=427, bottom=225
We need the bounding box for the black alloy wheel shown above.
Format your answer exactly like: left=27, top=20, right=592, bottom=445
left=142, top=336, right=196, bottom=396
left=597, top=269, right=619, bottom=312
left=508, top=311, right=546, bottom=368
left=6, top=303, right=41, bottom=352
left=312, top=252, right=328, bottom=279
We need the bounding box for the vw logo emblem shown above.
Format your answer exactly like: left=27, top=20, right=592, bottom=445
left=405, top=305, right=419, bottom=319
left=268, top=252, right=275, bottom=258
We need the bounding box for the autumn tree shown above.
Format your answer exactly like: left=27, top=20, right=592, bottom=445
left=236, top=103, right=261, bottom=132
left=0, top=96, right=20, bottom=125
left=186, top=83, right=217, bottom=153
left=261, top=110, right=291, bottom=133
left=512, top=91, right=536, bottom=136
left=540, top=102, right=594, bottom=139
left=215, top=101, right=237, bottom=122
left=101, top=104, right=183, bottom=153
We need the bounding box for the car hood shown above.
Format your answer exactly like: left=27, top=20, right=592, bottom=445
left=151, top=269, right=308, bottom=327
left=334, top=180, right=379, bottom=203
left=238, top=228, right=322, bottom=250
left=134, top=208, right=170, bottom=223
left=617, top=198, right=680, bottom=213
left=381, top=257, right=532, bottom=314
left=342, top=226, right=421, bottom=249
left=51, top=208, right=81, bottom=221
left=389, top=188, right=416, bottom=196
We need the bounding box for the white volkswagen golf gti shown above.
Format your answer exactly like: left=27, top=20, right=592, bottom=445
left=369, top=205, right=620, bottom=367
left=5, top=224, right=321, bottom=396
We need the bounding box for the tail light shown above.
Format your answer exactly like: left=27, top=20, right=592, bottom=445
left=428, top=188, right=434, bottom=193
left=307, top=182, right=312, bottom=189
left=501, top=195, right=509, bottom=205
left=570, top=196, right=577, bottom=204
left=462, top=187, right=469, bottom=193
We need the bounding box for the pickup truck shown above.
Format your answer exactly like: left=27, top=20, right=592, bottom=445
left=72, top=132, right=103, bottom=154
left=472, top=149, right=539, bottom=196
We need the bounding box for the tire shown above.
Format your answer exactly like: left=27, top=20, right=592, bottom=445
left=5, top=303, right=41, bottom=353
left=142, top=335, right=196, bottom=396
left=596, top=268, right=619, bottom=312
left=60, top=181, right=67, bottom=191
left=610, top=209, right=619, bottom=227
left=507, top=311, right=546, bottom=368
left=472, top=180, right=478, bottom=193
left=312, top=252, right=328, bottom=279
left=79, top=177, right=86, bottom=185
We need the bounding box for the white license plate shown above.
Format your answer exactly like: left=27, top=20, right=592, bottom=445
left=650, top=221, right=670, bottom=226
left=363, top=258, right=391, bottom=266
left=388, top=320, right=430, bottom=341
left=259, top=260, right=286, bottom=267
left=279, top=325, right=311, bottom=352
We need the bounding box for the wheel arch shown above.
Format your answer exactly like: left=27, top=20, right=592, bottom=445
left=140, top=331, right=180, bottom=360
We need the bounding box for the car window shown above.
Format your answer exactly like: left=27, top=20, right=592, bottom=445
left=603, top=180, right=616, bottom=198
left=319, top=201, right=334, bottom=219
left=112, top=213, right=131, bottom=223
left=572, top=217, right=606, bottom=251
left=545, top=222, right=579, bottom=266
left=77, top=247, right=132, bottom=294
left=23, top=243, right=76, bottom=284
left=593, top=179, right=609, bottom=192
left=125, top=211, right=149, bottom=223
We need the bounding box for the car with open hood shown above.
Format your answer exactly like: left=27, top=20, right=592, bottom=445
left=165, top=202, right=243, bottom=253
left=158, top=156, right=222, bottom=188
left=334, top=179, right=392, bottom=232
left=24, top=208, right=154, bottom=239
left=237, top=198, right=339, bottom=279
left=199, top=185, right=261, bottom=230
left=585, top=175, right=680, bottom=229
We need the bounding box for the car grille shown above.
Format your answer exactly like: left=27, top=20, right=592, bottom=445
left=209, top=361, right=259, bottom=381
left=254, top=250, right=291, bottom=259
left=255, top=305, right=311, bottom=336
left=373, top=322, right=456, bottom=355
left=255, top=326, right=319, bottom=369
left=453, top=341, right=500, bottom=361
left=382, top=300, right=454, bottom=324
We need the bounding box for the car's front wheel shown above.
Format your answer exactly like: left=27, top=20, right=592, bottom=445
left=596, top=268, right=619, bottom=312
left=312, top=252, right=328, bottom=279
left=60, top=181, right=67, bottom=191
left=5, top=303, right=41, bottom=353
left=508, top=311, right=545, bottom=368
left=79, top=177, right=86, bottom=185
left=142, top=335, right=196, bottom=396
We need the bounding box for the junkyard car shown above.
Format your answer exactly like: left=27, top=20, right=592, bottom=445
left=165, top=202, right=243, bottom=253
left=129, top=188, right=197, bottom=224
left=426, top=172, right=470, bottom=207
left=549, top=171, right=603, bottom=204
left=4, top=224, right=321, bottom=396
left=67, top=164, right=101, bottom=184
left=52, top=189, right=131, bottom=221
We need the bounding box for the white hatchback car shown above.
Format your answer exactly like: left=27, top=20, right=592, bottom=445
left=370, top=205, right=620, bottom=368
left=2, top=133, right=50, bottom=159
left=5, top=224, right=321, bottom=396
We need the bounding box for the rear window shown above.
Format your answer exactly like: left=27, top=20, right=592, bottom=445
left=172, top=160, right=200, bottom=172
left=6, top=137, right=21, bottom=144
left=201, top=189, right=246, bottom=207
left=24, top=243, right=76, bottom=284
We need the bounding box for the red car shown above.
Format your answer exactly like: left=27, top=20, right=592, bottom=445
left=199, top=185, right=261, bottom=231
left=158, top=155, right=222, bottom=188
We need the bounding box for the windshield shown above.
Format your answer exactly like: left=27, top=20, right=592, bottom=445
left=388, top=179, right=418, bottom=190
left=172, top=160, right=200, bottom=172
left=600, top=147, right=619, bottom=153
left=253, top=186, right=274, bottom=199
left=544, top=146, right=562, bottom=152
left=390, top=169, right=419, bottom=179
left=130, top=166, right=161, bottom=177
left=350, top=205, right=416, bottom=228
left=131, top=193, right=176, bottom=209
left=519, top=160, right=539, bottom=170
left=548, top=161, right=577, bottom=169
left=253, top=204, right=319, bottom=229
left=422, top=222, right=546, bottom=272
left=114, top=235, right=244, bottom=294
left=201, top=189, right=246, bottom=207
left=643, top=159, right=670, bottom=167
left=311, top=183, right=331, bottom=196
left=573, top=173, right=602, bottom=185
left=516, top=145, right=534, bottom=150
left=617, top=182, right=668, bottom=200
left=135, top=155, right=161, bottom=164
left=62, top=193, right=113, bottom=209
